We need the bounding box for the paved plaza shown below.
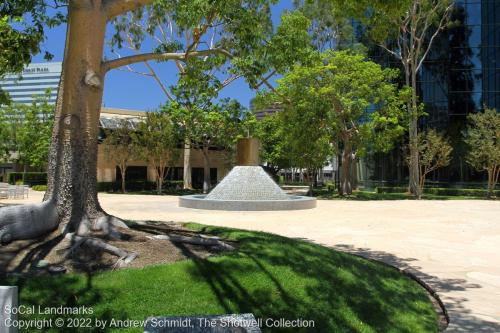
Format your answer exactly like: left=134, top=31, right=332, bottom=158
left=2, top=191, right=500, bottom=332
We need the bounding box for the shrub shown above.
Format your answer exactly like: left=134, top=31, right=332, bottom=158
left=97, top=181, right=157, bottom=192
left=325, top=181, right=336, bottom=192
left=8, top=172, right=47, bottom=186
left=32, top=185, right=47, bottom=191
left=164, top=180, right=184, bottom=189
left=376, top=186, right=500, bottom=197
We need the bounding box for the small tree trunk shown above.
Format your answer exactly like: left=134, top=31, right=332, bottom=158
left=409, top=59, right=421, bottom=199
left=494, top=166, right=500, bottom=197
left=157, top=164, right=167, bottom=195
left=183, top=137, right=192, bottom=189
left=486, top=167, right=497, bottom=199
left=308, top=169, right=314, bottom=196
left=202, top=146, right=210, bottom=194
left=120, top=166, right=126, bottom=193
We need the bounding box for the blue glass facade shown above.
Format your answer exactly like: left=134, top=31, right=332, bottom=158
left=365, top=0, right=499, bottom=184
left=421, top=0, right=500, bottom=128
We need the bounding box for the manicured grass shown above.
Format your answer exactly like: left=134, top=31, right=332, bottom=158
left=314, top=189, right=488, bottom=200
left=2, top=224, right=438, bottom=332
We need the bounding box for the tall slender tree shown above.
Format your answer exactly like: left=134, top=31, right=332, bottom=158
left=333, top=0, right=455, bottom=198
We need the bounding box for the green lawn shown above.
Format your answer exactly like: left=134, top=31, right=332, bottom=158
left=3, top=224, right=438, bottom=332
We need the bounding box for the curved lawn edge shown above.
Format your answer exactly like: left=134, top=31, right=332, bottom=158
left=4, top=223, right=440, bottom=332
left=335, top=250, right=449, bottom=332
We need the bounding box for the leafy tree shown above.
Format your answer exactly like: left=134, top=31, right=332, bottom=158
left=269, top=51, right=405, bottom=195
left=167, top=99, right=246, bottom=193
left=464, top=108, right=500, bottom=198
left=416, top=129, right=452, bottom=192
left=333, top=0, right=455, bottom=198
left=102, top=119, right=137, bottom=193
left=0, top=101, right=24, bottom=163
left=135, top=110, right=179, bottom=195
left=254, top=112, right=291, bottom=177
left=293, top=0, right=363, bottom=52
left=281, top=107, right=332, bottom=192
left=0, top=0, right=313, bottom=263
left=0, top=91, right=54, bottom=169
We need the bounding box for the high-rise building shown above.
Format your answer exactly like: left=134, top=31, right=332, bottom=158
left=366, top=1, right=499, bottom=184
left=421, top=0, right=499, bottom=128
left=0, top=62, right=62, bottom=105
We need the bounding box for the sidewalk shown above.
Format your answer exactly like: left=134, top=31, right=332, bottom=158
left=2, top=191, right=500, bottom=332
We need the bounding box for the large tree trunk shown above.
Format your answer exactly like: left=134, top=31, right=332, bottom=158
left=202, top=146, right=211, bottom=194
left=183, top=137, right=192, bottom=189
left=0, top=1, right=126, bottom=243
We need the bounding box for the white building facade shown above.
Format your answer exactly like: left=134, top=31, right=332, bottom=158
left=0, top=62, right=62, bottom=105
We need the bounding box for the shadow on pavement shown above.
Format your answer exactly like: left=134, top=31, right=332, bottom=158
left=333, top=243, right=500, bottom=333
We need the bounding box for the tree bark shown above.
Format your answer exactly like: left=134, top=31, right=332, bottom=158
left=120, top=165, right=127, bottom=193
left=202, top=145, right=211, bottom=194
left=340, top=144, right=353, bottom=196
left=487, top=166, right=498, bottom=198
left=0, top=1, right=129, bottom=243
left=183, top=137, right=192, bottom=189
left=409, top=61, right=421, bottom=199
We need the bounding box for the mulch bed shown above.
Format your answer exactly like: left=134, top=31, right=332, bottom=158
left=0, top=221, right=231, bottom=276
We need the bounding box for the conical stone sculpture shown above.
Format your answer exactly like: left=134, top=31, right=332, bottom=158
left=179, top=138, right=316, bottom=211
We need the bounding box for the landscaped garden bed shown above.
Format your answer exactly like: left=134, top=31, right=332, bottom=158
left=1, top=223, right=439, bottom=332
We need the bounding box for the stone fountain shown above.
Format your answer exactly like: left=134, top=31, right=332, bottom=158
left=179, top=138, right=316, bottom=211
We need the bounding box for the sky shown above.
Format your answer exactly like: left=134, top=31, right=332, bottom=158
left=30, top=1, right=295, bottom=112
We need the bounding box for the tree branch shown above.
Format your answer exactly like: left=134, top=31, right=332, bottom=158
left=102, top=48, right=232, bottom=73
left=144, top=61, right=175, bottom=102
left=416, top=3, right=454, bottom=72
left=105, top=0, right=154, bottom=19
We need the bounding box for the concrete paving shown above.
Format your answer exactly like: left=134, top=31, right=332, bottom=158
left=2, top=191, right=500, bottom=332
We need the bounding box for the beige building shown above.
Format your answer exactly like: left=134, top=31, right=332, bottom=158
left=97, top=108, right=232, bottom=189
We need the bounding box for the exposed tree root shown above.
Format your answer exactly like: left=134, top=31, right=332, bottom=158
left=147, top=234, right=235, bottom=251
left=0, top=201, right=233, bottom=272
left=65, top=233, right=137, bottom=268
left=0, top=201, right=59, bottom=244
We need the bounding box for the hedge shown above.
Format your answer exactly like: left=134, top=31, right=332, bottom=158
left=376, top=186, right=500, bottom=197
left=32, top=185, right=47, bottom=191
left=8, top=172, right=47, bottom=186
left=97, top=180, right=183, bottom=192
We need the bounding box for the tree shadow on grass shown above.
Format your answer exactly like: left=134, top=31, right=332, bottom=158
left=173, top=226, right=440, bottom=333
left=0, top=270, right=130, bottom=333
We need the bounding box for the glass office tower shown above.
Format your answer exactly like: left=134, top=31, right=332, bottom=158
left=422, top=0, right=499, bottom=127
left=364, top=0, right=499, bottom=184
left=418, top=0, right=499, bottom=181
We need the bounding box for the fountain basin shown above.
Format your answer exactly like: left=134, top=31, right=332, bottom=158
left=179, top=194, right=316, bottom=211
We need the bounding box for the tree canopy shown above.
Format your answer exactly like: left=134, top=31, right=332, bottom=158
left=258, top=50, right=405, bottom=194
left=0, top=91, right=54, bottom=169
